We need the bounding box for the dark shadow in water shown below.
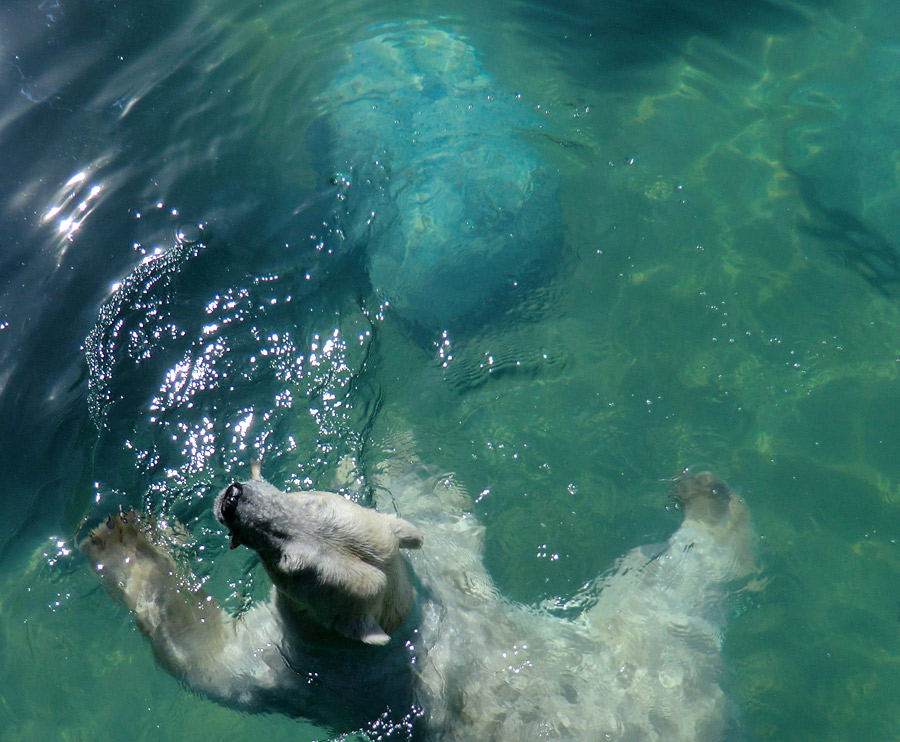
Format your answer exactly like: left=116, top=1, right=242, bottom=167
left=513, top=0, right=829, bottom=89
left=792, top=169, right=900, bottom=296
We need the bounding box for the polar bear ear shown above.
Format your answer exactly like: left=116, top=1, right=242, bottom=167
left=338, top=615, right=392, bottom=646
left=392, top=517, right=423, bottom=550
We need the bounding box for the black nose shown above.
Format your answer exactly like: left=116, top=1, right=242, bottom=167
left=220, top=482, right=243, bottom=525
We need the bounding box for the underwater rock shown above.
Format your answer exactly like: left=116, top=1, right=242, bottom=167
left=317, top=22, right=560, bottom=332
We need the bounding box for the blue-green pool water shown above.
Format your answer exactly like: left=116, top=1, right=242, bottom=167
left=2, top=0, right=900, bottom=739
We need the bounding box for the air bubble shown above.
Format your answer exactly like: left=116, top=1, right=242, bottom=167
left=175, top=222, right=204, bottom=245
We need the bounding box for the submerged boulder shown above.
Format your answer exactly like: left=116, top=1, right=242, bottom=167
left=316, top=22, right=560, bottom=332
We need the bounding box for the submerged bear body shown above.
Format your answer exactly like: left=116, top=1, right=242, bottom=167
left=81, top=466, right=757, bottom=740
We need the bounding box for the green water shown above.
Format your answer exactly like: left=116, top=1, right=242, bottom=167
left=2, top=0, right=900, bottom=739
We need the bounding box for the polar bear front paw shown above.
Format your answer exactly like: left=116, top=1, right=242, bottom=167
left=80, top=510, right=179, bottom=604
left=82, top=509, right=136, bottom=549
left=82, top=509, right=152, bottom=562
left=81, top=509, right=230, bottom=680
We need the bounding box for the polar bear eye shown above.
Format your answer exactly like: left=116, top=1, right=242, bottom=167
left=220, top=482, right=243, bottom=525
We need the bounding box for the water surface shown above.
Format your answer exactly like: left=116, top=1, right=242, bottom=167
left=2, top=0, right=900, bottom=739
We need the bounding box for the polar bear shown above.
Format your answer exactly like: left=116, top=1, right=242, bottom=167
left=80, top=465, right=758, bottom=740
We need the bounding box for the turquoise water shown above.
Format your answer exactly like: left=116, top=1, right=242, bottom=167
left=2, top=0, right=900, bottom=738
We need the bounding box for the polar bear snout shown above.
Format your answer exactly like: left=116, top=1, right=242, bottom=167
left=213, top=477, right=291, bottom=553
left=674, top=471, right=735, bottom=525
left=218, top=482, right=243, bottom=527
left=216, top=481, right=248, bottom=550
left=675, top=471, right=730, bottom=502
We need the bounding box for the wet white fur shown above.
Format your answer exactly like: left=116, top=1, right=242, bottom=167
left=81, top=464, right=757, bottom=740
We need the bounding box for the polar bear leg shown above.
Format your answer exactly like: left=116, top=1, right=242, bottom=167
left=80, top=512, right=232, bottom=681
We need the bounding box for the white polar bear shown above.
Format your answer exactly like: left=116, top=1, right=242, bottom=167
left=80, top=464, right=758, bottom=740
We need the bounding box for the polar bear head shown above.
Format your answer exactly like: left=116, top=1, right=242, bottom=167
left=215, top=463, right=423, bottom=645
